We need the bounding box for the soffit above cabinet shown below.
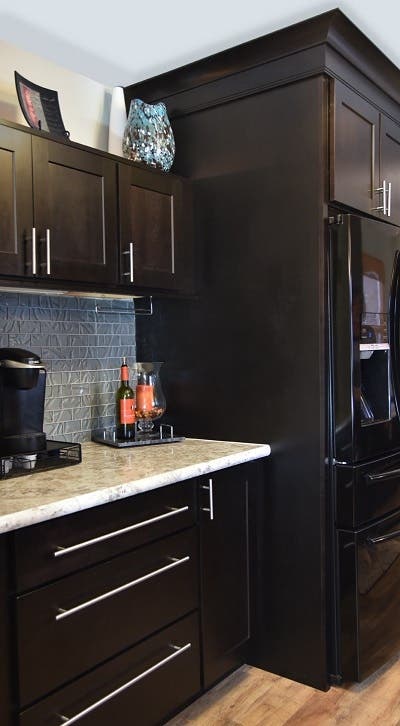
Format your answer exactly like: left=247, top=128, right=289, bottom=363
left=125, top=10, right=400, bottom=120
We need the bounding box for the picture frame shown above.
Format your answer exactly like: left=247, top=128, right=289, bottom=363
left=14, top=71, right=70, bottom=140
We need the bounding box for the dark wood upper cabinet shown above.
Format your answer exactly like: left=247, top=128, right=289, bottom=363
left=32, top=137, right=118, bottom=284
left=380, top=115, right=400, bottom=226
left=118, top=163, right=193, bottom=292
left=0, top=125, right=33, bottom=277
left=330, top=81, right=380, bottom=217
left=200, top=466, right=250, bottom=689
left=331, top=80, right=400, bottom=225
left=0, top=121, right=193, bottom=293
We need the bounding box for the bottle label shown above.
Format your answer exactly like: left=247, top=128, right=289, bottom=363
left=120, top=399, right=135, bottom=424
left=136, top=384, right=154, bottom=412
left=121, top=365, right=129, bottom=382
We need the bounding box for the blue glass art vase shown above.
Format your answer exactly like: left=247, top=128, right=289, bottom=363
left=122, top=98, right=175, bottom=172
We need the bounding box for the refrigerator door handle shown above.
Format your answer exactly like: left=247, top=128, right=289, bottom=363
left=366, top=467, right=400, bottom=484
left=367, top=528, right=400, bottom=545
left=389, top=250, right=400, bottom=419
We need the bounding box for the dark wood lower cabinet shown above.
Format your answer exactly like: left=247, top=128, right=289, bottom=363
left=0, top=537, right=13, bottom=726
left=200, top=466, right=250, bottom=689
left=19, top=613, right=201, bottom=726
left=0, top=466, right=255, bottom=725
left=17, top=529, right=198, bottom=705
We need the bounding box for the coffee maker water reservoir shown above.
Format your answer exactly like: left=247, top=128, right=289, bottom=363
left=0, top=348, right=46, bottom=455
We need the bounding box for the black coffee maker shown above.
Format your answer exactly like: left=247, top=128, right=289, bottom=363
left=0, top=348, right=46, bottom=455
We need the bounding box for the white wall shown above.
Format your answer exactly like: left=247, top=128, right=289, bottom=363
left=0, top=39, right=111, bottom=150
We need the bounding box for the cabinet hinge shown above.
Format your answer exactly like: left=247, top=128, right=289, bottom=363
left=328, top=214, right=344, bottom=226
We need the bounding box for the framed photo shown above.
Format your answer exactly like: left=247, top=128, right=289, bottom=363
left=14, top=71, right=70, bottom=140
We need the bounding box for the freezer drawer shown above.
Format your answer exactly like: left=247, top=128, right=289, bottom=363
left=338, top=509, right=400, bottom=681
left=336, top=450, right=400, bottom=528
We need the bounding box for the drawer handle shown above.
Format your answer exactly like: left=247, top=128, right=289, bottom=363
left=54, top=505, right=189, bottom=558
left=57, top=641, right=191, bottom=725
left=367, top=529, right=400, bottom=545
left=201, top=478, right=214, bottom=520
left=365, top=467, right=400, bottom=483
left=55, top=555, right=190, bottom=621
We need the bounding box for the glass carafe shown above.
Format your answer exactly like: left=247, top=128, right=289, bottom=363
left=135, top=362, right=166, bottom=432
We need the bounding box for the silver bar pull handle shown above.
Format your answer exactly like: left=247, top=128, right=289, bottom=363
left=54, top=505, right=189, bottom=558
left=55, top=555, right=190, bottom=621
left=383, top=179, right=387, bottom=215
left=366, top=466, right=400, bottom=483
left=57, top=642, right=191, bottom=725
left=46, top=228, right=51, bottom=275
left=39, top=229, right=51, bottom=274
left=201, top=477, right=214, bottom=520
left=372, top=180, right=387, bottom=213
left=32, top=227, right=37, bottom=275
left=367, top=529, right=400, bottom=545
left=122, top=242, right=134, bottom=283
left=387, top=181, right=392, bottom=217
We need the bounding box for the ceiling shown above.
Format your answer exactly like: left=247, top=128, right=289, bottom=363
left=1, top=0, right=400, bottom=88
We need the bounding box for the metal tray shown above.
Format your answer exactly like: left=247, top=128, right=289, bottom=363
left=92, top=423, right=184, bottom=448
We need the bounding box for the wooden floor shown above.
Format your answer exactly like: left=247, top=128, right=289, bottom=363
left=167, top=655, right=400, bottom=725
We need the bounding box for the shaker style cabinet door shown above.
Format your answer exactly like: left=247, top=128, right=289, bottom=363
left=380, top=115, right=400, bottom=226
left=0, top=126, right=33, bottom=277
left=200, top=466, right=250, bottom=689
left=118, top=163, right=193, bottom=292
left=0, top=537, right=12, bottom=726
left=32, top=137, right=118, bottom=284
left=330, top=81, right=380, bottom=217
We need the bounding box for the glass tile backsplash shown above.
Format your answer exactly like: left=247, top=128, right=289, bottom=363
left=0, top=293, right=136, bottom=442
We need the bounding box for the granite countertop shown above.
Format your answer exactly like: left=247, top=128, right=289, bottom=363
left=0, top=438, right=270, bottom=534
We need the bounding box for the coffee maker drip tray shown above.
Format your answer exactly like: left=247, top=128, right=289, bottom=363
left=92, top=423, right=185, bottom=448
left=0, top=440, right=82, bottom=479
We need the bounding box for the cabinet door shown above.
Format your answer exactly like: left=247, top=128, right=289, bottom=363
left=32, top=137, right=118, bottom=284
left=0, top=537, right=12, bottom=726
left=380, top=115, right=400, bottom=226
left=0, top=126, right=33, bottom=277
left=200, top=466, right=250, bottom=689
left=118, top=163, right=192, bottom=291
left=330, top=81, right=380, bottom=217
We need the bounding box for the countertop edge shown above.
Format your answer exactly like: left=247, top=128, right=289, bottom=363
left=0, top=443, right=270, bottom=534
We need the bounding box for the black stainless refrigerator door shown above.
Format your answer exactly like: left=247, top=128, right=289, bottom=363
left=338, top=509, right=400, bottom=682
left=330, top=213, right=400, bottom=463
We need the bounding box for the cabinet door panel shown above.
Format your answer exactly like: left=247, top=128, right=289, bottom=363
left=119, top=163, right=192, bottom=291
left=0, top=126, right=33, bottom=276
left=200, top=466, right=250, bottom=688
left=32, top=138, right=118, bottom=284
left=331, top=81, right=380, bottom=217
left=0, top=537, right=12, bottom=726
left=380, top=115, right=400, bottom=226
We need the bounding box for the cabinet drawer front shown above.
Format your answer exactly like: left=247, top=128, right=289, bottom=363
left=19, top=612, right=200, bottom=726
left=14, top=480, right=197, bottom=592
left=18, top=528, right=198, bottom=706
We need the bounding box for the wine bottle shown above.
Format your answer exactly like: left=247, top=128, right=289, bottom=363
left=116, top=356, right=135, bottom=440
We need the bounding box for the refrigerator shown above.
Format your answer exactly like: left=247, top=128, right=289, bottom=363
left=329, top=212, right=400, bottom=682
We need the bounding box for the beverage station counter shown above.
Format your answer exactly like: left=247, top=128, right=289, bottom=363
left=0, top=438, right=270, bottom=534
